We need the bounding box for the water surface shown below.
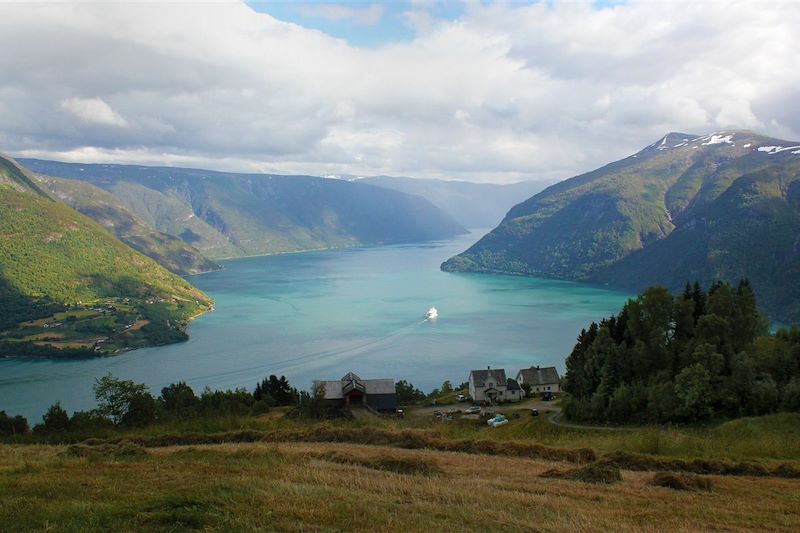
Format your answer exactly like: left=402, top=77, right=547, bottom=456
left=0, top=231, right=631, bottom=420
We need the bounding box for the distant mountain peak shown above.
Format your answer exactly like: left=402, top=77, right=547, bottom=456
left=443, top=129, right=800, bottom=323
left=636, top=130, right=800, bottom=158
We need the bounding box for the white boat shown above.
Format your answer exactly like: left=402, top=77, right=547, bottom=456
left=425, top=306, right=438, bottom=320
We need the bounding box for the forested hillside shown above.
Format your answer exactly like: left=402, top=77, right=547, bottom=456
left=442, top=131, right=800, bottom=323
left=563, top=281, right=800, bottom=424
left=0, top=154, right=212, bottom=356
left=38, top=176, right=220, bottom=275
left=19, top=159, right=467, bottom=259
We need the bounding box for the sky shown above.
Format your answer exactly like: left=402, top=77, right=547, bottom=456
left=1, top=0, right=799, bottom=183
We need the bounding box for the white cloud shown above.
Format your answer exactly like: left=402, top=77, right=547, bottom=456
left=0, top=1, right=798, bottom=182
left=60, top=97, right=128, bottom=127
left=297, top=3, right=384, bottom=26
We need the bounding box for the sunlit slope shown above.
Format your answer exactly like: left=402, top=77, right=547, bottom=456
left=38, top=175, right=220, bottom=275
left=0, top=154, right=212, bottom=353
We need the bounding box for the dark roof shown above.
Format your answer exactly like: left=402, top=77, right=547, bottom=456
left=517, top=366, right=560, bottom=385
left=316, top=370, right=397, bottom=400
left=469, top=369, right=507, bottom=386
left=506, top=380, right=521, bottom=391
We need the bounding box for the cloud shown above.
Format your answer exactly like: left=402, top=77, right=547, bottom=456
left=0, top=1, right=798, bottom=182
left=296, top=3, right=384, bottom=26
left=60, top=97, right=128, bottom=127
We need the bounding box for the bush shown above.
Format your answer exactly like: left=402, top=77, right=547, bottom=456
left=69, top=410, right=114, bottom=432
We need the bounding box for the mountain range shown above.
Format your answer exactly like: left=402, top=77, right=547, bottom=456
left=2, top=156, right=471, bottom=355
left=18, top=160, right=467, bottom=261
left=359, top=176, right=555, bottom=229
left=442, top=130, right=800, bottom=323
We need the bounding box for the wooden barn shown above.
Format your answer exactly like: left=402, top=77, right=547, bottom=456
left=315, top=372, right=398, bottom=412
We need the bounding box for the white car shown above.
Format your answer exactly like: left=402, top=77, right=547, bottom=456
left=464, top=406, right=481, bottom=414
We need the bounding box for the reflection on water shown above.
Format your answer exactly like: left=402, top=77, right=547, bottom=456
left=0, top=230, right=631, bottom=420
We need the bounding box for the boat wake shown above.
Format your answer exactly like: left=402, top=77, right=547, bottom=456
left=191, top=318, right=426, bottom=383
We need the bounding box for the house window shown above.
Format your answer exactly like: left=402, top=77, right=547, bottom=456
left=547, top=386, right=551, bottom=390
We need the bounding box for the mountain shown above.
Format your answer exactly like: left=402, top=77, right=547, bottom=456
left=360, top=176, right=555, bottom=229
left=0, top=154, right=213, bottom=356
left=18, top=160, right=468, bottom=259
left=36, top=175, right=221, bottom=276
left=442, top=131, right=800, bottom=322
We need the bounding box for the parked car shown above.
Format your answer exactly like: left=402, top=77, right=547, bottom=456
left=456, top=394, right=466, bottom=402
left=531, top=408, right=539, bottom=417
left=464, top=406, right=481, bottom=414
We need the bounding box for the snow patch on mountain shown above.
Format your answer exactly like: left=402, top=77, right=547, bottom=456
left=758, top=145, right=800, bottom=155
left=702, top=134, right=734, bottom=145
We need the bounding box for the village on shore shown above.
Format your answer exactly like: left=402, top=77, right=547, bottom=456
left=315, top=365, right=562, bottom=421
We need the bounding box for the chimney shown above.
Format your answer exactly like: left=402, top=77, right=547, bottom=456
left=537, top=365, right=540, bottom=370
left=487, top=365, right=490, bottom=370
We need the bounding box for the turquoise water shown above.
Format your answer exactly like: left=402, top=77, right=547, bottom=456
left=0, top=230, right=631, bottom=421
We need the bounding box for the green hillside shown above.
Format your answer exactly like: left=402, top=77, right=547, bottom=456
left=442, top=131, right=800, bottom=322
left=18, top=160, right=468, bottom=259
left=38, top=176, right=220, bottom=276
left=0, top=156, right=213, bottom=356
left=0, top=153, right=49, bottom=196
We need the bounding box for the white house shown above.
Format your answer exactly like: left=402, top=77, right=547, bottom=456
left=468, top=368, right=524, bottom=403
left=516, top=366, right=561, bottom=394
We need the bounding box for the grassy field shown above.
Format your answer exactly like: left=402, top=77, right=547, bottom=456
left=3, top=411, right=800, bottom=531
left=2, top=440, right=799, bottom=532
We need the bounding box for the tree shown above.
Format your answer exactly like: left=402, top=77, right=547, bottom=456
left=395, top=380, right=425, bottom=405
left=0, top=411, right=29, bottom=436
left=69, top=409, right=113, bottom=432
left=563, top=281, right=799, bottom=424
left=122, top=391, right=157, bottom=427
left=160, top=382, right=199, bottom=412
left=441, top=380, right=453, bottom=394
left=291, top=382, right=349, bottom=420
left=254, top=375, right=298, bottom=406
left=37, top=402, right=70, bottom=434
left=674, top=363, right=713, bottom=421
left=93, top=373, right=152, bottom=425
left=782, top=377, right=800, bottom=411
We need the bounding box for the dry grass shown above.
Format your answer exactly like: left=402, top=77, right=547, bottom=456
left=80, top=424, right=800, bottom=479
left=540, top=462, right=623, bottom=484
left=651, top=472, right=714, bottom=492
left=2, top=440, right=800, bottom=532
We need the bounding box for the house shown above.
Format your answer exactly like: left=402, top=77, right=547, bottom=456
left=505, top=379, right=524, bottom=401
left=516, top=366, right=561, bottom=394
left=468, top=368, right=524, bottom=403
left=315, top=372, right=398, bottom=412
